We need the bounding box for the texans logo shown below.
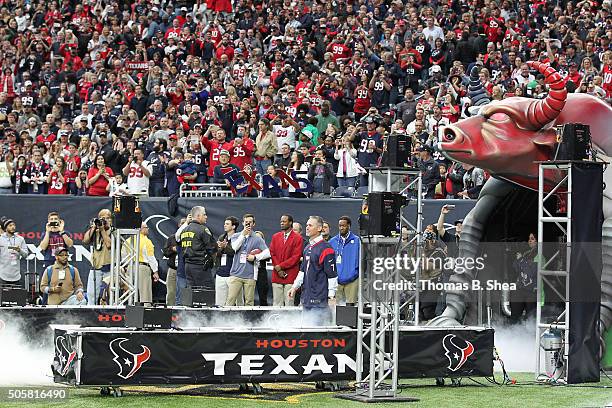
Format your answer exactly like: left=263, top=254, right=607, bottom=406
left=442, top=334, right=474, bottom=372
left=55, top=335, right=77, bottom=376
left=109, top=338, right=151, bottom=379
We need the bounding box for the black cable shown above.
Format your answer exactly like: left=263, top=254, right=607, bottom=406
left=600, top=369, right=612, bottom=382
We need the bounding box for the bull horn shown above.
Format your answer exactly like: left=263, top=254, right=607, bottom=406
left=468, top=65, right=491, bottom=107
left=526, top=61, right=567, bottom=129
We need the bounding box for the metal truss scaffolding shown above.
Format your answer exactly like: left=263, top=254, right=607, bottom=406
left=109, top=228, right=141, bottom=306
left=351, top=168, right=423, bottom=402
left=535, top=162, right=571, bottom=383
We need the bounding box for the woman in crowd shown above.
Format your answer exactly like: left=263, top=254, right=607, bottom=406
left=87, top=154, right=113, bottom=196
left=47, top=155, right=68, bottom=195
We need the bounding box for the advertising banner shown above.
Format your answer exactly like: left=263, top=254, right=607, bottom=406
left=53, top=327, right=493, bottom=385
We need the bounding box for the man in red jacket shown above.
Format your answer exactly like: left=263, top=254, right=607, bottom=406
left=269, top=214, right=304, bottom=306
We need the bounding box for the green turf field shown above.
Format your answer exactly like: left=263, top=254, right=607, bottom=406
left=2, top=373, right=611, bottom=408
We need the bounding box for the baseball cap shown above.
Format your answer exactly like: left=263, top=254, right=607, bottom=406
left=151, top=6, right=159, bottom=12
left=431, top=65, right=442, bottom=73
left=219, top=149, right=230, bottom=157
left=169, top=133, right=178, bottom=140
left=24, top=80, right=32, bottom=87
left=55, top=246, right=69, bottom=255
left=148, top=113, right=156, bottom=120
left=454, top=219, right=464, bottom=225
left=181, top=6, right=188, bottom=11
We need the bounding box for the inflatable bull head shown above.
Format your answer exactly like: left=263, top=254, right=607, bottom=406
left=439, top=61, right=612, bottom=190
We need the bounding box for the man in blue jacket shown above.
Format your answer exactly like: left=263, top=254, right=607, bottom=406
left=329, top=216, right=360, bottom=305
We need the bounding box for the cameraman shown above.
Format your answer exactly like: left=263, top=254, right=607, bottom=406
left=82, top=209, right=112, bottom=305
left=307, top=149, right=335, bottom=197
left=39, top=212, right=73, bottom=272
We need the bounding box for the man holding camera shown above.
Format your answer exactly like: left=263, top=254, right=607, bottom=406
left=122, top=148, right=153, bottom=196
left=307, top=149, right=335, bottom=197
left=83, top=209, right=112, bottom=305
left=0, top=219, right=28, bottom=286
left=39, top=212, right=73, bottom=272
left=39, top=247, right=86, bottom=306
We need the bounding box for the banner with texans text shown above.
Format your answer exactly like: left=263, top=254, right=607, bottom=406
left=53, top=327, right=492, bottom=385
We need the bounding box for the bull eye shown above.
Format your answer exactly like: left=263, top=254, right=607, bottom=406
left=442, top=127, right=456, bottom=142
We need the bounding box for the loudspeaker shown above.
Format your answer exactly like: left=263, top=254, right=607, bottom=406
left=125, top=305, right=172, bottom=329
left=555, top=124, right=591, bottom=161
left=113, top=196, right=142, bottom=229
left=185, top=287, right=216, bottom=307
left=0, top=286, right=27, bottom=306
left=566, top=162, right=603, bottom=383
left=335, top=305, right=358, bottom=328
left=366, top=192, right=406, bottom=236
left=381, top=134, right=412, bottom=167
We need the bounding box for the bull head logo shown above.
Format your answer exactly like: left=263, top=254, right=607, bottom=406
left=55, top=335, right=76, bottom=376
left=442, top=334, right=474, bottom=372
left=109, top=337, right=151, bottom=379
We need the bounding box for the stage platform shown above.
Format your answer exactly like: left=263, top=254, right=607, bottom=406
left=53, top=325, right=494, bottom=386
left=0, top=306, right=314, bottom=335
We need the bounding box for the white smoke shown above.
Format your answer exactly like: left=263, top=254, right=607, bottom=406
left=0, top=317, right=55, bottom=385
left=178, top=308, right=330, bottom=330
left=494, top=319, right=537, bottom=373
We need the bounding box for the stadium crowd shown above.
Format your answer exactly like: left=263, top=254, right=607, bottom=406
left=0, top=0, right=610, bottom=199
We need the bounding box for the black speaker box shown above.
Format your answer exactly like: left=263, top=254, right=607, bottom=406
left=184, top=287, right=216, bottom=307
left=556, top=124, right=591, bottom=161
left=335, top=305, right=358, bottom=328
left=0, top=287, right=27, bottom=306
left=381, top=134, right=412, bottom=167
left=113, top=196, right=142, bottom=229
left=125, top=305, right=172, bottom=329
left=366, top=192, right=406, bottom=236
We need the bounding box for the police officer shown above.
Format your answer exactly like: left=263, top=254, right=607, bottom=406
left=176, top=206, right=216, bottom=289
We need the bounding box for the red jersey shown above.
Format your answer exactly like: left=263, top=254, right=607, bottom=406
left=285, top=102, right=300, bottom=118
left=329, top=43, right=351, bottom=61
left=48, top=171, right=67, bottom=195
left=229, top=138, right=255, bottom=170
left=201, top=138, right=233, bottom=177
left=353, top=86, right=371, bottom=114
left=165, top=28, right=181, bottom=40
left=64, top=154, right=81, bottom=183
left=87, top=166, right=113, bottom=196
left=441, top=105, right=459, bottom=123
left=603, top=65, right=612, bottom=97
left=36, top=133, right=56, bottom=149
left=295, top=80, right=311, bottom=102
left=209, top=27, right=222, bottom=47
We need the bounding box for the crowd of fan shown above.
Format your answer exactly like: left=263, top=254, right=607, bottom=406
left=0, top=0, right=610, bottom=198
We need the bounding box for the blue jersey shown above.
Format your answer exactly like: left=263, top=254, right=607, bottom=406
left=301, top=239, right=337, bottom=309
